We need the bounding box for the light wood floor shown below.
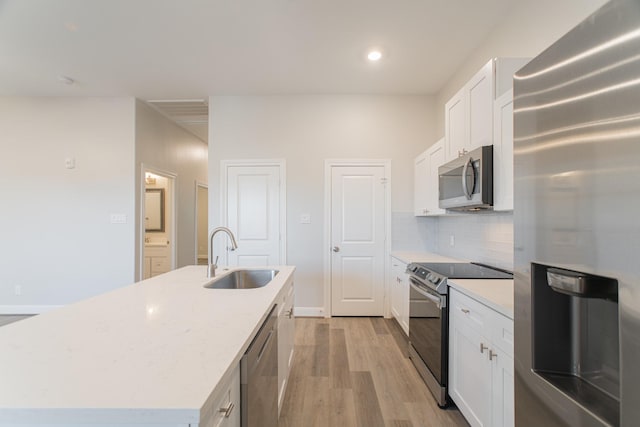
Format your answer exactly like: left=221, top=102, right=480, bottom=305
left=279, top=317, right=468, bottom=427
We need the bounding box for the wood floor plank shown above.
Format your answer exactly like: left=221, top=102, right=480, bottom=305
left=312, top=323, right=329, bottom=377
left=300, top=376, right=331, bottom=427
left=387, top=420, right=413, bottom=427
left=351, top=371, right=386, bottom=427
left=329, top=328, right=352, bottom=389
left=329, top=388, right=358, bottom=426
left=370, top=317, right=389, bottom=335
left=279, top=345, right=315, bottom=427
left=386, top=318, right=410, bottom=357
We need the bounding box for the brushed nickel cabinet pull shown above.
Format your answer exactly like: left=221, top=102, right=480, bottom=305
left=219, top=402, right=235, bottom=418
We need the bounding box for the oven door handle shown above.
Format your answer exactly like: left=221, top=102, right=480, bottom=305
left=409, top=278, right=445, bottom=309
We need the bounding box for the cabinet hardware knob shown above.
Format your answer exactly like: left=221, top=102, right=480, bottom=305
left=219, top=402, right=235, bottom=418
left=489, top=349, right=497, bottom=361
left=461, top=308, right=470, bottom=314
left=480, top=343, right=488, bottom=353
left=332, top=246, right=340, bottom=252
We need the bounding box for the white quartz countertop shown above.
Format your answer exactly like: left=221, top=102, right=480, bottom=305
left=447, top=279, right=514, bottom=319
left=0, top=265, right=295, bottom=425
left=390, top=250, right=465, bottom=264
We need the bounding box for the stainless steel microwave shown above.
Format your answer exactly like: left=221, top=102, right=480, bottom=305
left=438, top=145, right=493, bottom=211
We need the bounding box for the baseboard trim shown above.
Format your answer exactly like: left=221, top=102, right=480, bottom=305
left=0, top=305, right=62, bottom=315
left=294, top=306, right=325, bottom=317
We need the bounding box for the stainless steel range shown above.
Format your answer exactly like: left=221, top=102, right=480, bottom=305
left=406, top=262, right=512, bottom=407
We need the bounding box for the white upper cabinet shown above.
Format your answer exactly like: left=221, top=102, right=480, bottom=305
left=444, top=58, right=530, bottom=163
left=493, top=89, right=514, bottom=211
left=414, top=138, right=446, bottom=216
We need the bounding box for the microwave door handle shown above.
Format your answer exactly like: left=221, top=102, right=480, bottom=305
left=462, top=157, right=473, bottom=200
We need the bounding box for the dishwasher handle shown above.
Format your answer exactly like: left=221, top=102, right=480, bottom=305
left=241, top=304, right=278, bottom=382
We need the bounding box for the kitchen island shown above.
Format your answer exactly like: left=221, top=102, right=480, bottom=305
left=0, top=265, right=295, bottom=426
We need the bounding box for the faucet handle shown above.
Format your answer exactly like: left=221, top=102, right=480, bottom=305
left=214, top=255, right=219, bottom=267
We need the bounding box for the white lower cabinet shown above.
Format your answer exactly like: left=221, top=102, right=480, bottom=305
left=390, top=257, right=409, bottom=335
left=199, top=365, right=241, bottom=427
left=449, top=288, right=514, bottom=427
left=144, top=246, right=171, bottom=279
left=277, top=279, right=295, bottom=413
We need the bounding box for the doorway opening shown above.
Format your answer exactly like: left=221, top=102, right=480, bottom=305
left=141, top=166, right=176, bottom=280
left=195, top=182, right=209, bottom=265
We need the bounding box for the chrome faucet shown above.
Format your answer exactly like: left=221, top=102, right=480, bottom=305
left=208, top=226, right=238, bottom=278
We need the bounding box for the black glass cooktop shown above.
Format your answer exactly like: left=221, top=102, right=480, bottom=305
left=413, top=262, right=513, bottom=279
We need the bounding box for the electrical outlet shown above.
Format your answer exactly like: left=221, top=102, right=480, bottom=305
left=449, top=235, right=455, bottom=247
left=14, top=285, right=21, bottom=296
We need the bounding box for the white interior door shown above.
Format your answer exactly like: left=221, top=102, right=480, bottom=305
left=225, top=164, right=282, bottom=267
left=330, top=165, right=386, bottom=316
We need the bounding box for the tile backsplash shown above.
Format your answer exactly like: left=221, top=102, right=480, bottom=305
left=391, top=212, right=437, bottom=252
left=392, top=211, right=514, bottom=270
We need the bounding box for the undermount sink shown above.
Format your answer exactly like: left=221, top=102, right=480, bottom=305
left=204, top=269, right=279, bottom=290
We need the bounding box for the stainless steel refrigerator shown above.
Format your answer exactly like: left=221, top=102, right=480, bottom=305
left=513, top=0, right=640, bottom=426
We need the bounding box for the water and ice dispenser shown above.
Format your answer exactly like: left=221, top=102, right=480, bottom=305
left=531, top=263, right=620, bottom=426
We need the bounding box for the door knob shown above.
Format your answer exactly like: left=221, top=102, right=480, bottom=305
left=332, top=246, right=340, bottom=252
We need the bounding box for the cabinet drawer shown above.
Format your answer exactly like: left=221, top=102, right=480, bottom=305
left=488, top=310, right=514, bottom=357
left=151, top=257, right=170, bottom=273
left=450, top=288, right=489, bottom=333
left=200, top=365, right=240, bottom=427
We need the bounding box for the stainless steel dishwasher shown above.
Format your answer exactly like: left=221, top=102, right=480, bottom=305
left=241, top=304, right=278, bottom=427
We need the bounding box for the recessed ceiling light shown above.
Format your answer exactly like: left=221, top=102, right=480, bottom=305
left=367, top=50, right=382, bottom=61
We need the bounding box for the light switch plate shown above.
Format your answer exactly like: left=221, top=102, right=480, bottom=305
left=300, top=214, right=311, bottom=224
left=110, top=214, right=127, bottom=224
left=64, top=157, right=75, bottom=169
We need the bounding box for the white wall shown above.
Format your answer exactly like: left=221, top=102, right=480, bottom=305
left=0, top=97, right=136, bottom=312
left=135, top=100, right=208, bottom=276
left=209, top=95, right=436, bottom=310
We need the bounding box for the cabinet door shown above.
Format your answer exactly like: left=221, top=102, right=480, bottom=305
left=390, top=258, right=405, bottom=322
left=201, top=365, right=241, bottom=427
left=445, top=88, right=467, bottom=161
left=390, top=258, right=409, bottom=335
left=426, top=139, right=446, bottom=215
left=449, top=294, right=492, bottom=427
left=150, top=256, right=170, bottom=276
left=278, top=280, right=295, bottom=413
left=467, top=60, right=494, bottom=151
left=414, top=150, right=429, bottom=216
left=399, top=268, right=409, bottom=335
left=491, top=348, right=514, bottom=427
left=493, top=89, right=514, bottom=211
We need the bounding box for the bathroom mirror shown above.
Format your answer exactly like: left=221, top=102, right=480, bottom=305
left=145, top=188, right=165, bottom=232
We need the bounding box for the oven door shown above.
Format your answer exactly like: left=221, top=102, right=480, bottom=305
left=409, top=278, right=447, bottom=386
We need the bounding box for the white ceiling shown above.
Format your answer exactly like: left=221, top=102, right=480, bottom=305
left=0, top=0, right=521, bottom=140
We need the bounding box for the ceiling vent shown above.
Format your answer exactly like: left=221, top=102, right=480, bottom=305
left=146, top=99, right=209, bottom=142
